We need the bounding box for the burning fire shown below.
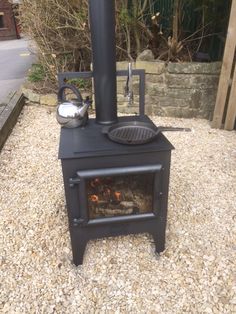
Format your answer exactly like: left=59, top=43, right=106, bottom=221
left=90, top=194, right=99, bottom=203
left=114, top=191, right=121, bottom=202
left=89, top=177, right=123, bottom=205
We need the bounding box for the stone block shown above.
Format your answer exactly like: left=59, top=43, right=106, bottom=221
left=190, top=90, right=201, bottom=109
left=147, top=83, right=167, bottom=97
left=132, top=81, right=142, bottom=95
left=117, top=81, right=125, bottom=95
left=167, top=61, right=222, bottom=74
left=137, top=49, right=155, bottom=61
left=191, top=75, right=219, bottom=89
left=200, top=89, right=216, bottom=109
left=165, top=74, right=193, bottom=89
left=146, top=74, right=166, bottom=84
left=152, top=107, right=165, bottom=116
left=135, top=61, right=166, bottom=74
left=117, top=94, right=126, bottom=103
left=147, top=85, right=200, bottom=108
left=117, top=102, right=129, bottom=110
left=145, top=105, right=153, bottom=115
left=118, top=104, right=139, bottom=115
left=21, top=88, right=40, bottom=103
left=161, top=107, right=198, bottom=118
left=117, top=76, right=127, bottom=83
left=146, top=95, right=162, bottom=109
left=40, top=94, right=57, bottom=106
left=165, top=73, right=219, bottom=90
left=116, top=61, right=129, bottom=71
left=117, top=79, right=143, bottom=95
left=199, top=89, right=217, bottom=119
left=165, top=88, right=193, bottom=101
left=81, top=90, right=92, bottom=100
left=160, top=96, right=190, bottom=108
left=117, top=94, right=140, bottom=109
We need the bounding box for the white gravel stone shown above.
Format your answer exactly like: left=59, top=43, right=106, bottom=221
left=0, top=105, right=235, bottom=313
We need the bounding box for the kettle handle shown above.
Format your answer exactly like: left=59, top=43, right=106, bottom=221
left=57, top=84, right=83, bottom=104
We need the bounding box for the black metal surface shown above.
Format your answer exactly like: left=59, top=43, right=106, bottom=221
left=89, top=0, right=117, bottom=124
left=76, top=164, right=162, bottom=178
left=59, top=115, right=174, bottom=159
left=102, top=121, right=191, bottom=145
left=59, top=117, right=174, bottom=265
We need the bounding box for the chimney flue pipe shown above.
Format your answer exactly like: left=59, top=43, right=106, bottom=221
left=89, top=0, right=117, bottom=125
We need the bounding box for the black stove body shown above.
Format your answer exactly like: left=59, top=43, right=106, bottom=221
left=59, top=115, right=174, bottom=265
left=58, top=0, right=174, bottom=265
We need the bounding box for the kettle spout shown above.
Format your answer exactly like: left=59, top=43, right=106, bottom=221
left=77, top=97, right=92, bottom=118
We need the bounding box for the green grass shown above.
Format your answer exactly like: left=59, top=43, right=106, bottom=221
left=28, top=64, right=46, bottom=82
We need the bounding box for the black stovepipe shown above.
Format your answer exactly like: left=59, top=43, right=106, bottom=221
left=89, top=0, right=118, bottom=125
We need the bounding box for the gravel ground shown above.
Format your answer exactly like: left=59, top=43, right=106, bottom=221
left=0, top=105, right=235, bottom=313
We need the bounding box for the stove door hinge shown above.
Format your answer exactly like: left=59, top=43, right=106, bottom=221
left=72, top=218, right=86, bottom=227
left=159, top=191, right=163, bottom=198
left=69, top=177, right=81, bottom=188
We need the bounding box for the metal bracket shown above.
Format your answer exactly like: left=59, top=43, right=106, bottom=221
left=58, top=68, right=146, bottom=116
left=69, top=177, right=81, bottom=188
left=72, top=218, right=85, bottom=227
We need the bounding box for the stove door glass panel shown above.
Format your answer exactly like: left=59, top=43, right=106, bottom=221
left=87, top=173, right=154, bottom=219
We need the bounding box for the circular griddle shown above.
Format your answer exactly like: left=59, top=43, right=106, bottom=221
left=102, top=121, right=191, bottom=145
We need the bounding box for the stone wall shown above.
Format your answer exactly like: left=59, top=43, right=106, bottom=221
left=117, top=61, right=221, bottom=119
left=22, top=60, right=221, bottom=120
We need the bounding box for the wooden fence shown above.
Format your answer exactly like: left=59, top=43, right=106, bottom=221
left=212, top=0, right=236, bottom=130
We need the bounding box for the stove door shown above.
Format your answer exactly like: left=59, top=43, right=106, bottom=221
left=69, top=165, right=163, bottom=226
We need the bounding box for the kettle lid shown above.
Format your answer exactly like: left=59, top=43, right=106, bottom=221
left=58, top=102, right=80, bottom=118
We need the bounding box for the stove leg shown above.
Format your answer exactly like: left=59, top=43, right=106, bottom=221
left=152, top=231, right=165, bottom=253
left=71, top=238, right=87, bottom=266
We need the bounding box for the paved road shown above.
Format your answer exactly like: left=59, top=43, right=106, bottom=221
left=0, top=37, right=36, bottom=103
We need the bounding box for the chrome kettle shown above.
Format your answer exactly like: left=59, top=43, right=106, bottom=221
left=56, top=84, right=91, bottom=128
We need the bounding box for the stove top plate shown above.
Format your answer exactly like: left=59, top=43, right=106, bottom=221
left=59, top=115, right=174, bottom=159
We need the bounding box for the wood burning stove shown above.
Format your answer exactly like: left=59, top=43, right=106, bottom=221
left=58, top=0, right=174, bottom=265
left=59, top=116, right=174, bottom=265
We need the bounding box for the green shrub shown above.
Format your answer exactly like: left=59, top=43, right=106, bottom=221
left=28, top=64, right=46, bottom=82
left=19, top=0, right=231, bottom=86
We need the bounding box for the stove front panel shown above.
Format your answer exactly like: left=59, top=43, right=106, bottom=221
left=60, top=131, right=173, bottom=265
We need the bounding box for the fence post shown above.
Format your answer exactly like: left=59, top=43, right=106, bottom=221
left=212, top=0, right=236, bottom=129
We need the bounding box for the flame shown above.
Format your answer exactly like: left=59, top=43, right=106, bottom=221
left=90, top=194, right=99, bottom=203
left=114, top=191, right=121, bottom=201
